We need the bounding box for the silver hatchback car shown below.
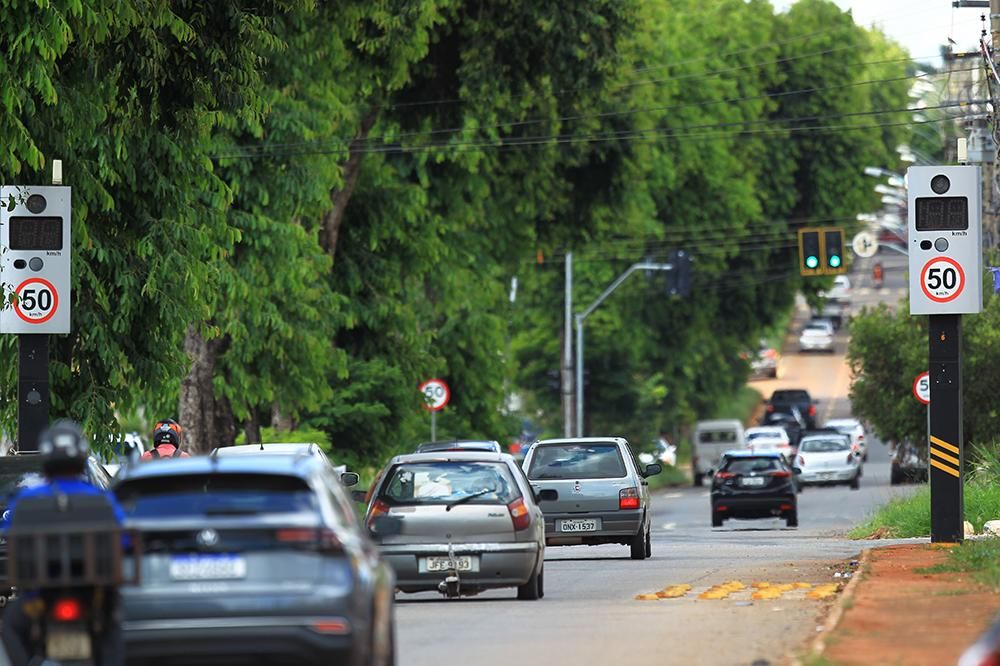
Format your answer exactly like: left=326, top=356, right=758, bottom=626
left=366, top=451, right=549, bottom=599
left=522, top=437, right=661, bottom=560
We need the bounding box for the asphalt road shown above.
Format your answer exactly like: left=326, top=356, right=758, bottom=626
left=397, top=260, right=918, bottom=666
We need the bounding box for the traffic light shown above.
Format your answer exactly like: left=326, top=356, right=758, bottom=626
left=823, top=228, right=846, bottom=274
left=798, top=229, right=822, bottom=276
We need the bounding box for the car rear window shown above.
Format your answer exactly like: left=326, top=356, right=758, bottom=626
left=746, top=431, right=782, bottom=442
left=379, top=462, right=518, bottom=505
left=723, top=458, right=783, bottom=474
left=527, top=443, right=627, bottom=480
left=698, top=430, right=739, bottom=444
left=772, top=390, right=810, bottom=402
left=799, top=438, right=850, bottom=453
left=115, top=473, right=318, bottom=518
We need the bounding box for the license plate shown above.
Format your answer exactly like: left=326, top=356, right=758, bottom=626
left=740, top=477, right=766, bottom=487
left=558, top=518, right=600, bottom=532
left=169, top=554, right=247, bottom=581
left=47, top=626, right=91, bottom=661
left=820, top=471, right=836, bottom=478
left=422, top=556, right=475, bottom=572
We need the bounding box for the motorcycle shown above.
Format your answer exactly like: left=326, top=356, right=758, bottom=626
left=6, top=493, right=138, bottom=665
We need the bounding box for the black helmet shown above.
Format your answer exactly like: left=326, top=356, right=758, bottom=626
left=152, top=418, right=183, bottom=448
left=38, top=420, right=89, bottom=475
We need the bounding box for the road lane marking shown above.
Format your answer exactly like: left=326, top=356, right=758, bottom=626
left=930, top=436, right=959, bottom=454
left=660, top=523, right=676, bottom=531
left=664, top=493, right=683, bottom=499
left=930, top=458, right=960, bottom=478
left=930, top=447, right=960, bottom=467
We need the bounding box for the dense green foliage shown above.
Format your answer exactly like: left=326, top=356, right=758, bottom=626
left=1, top=1, right=915, bottom=460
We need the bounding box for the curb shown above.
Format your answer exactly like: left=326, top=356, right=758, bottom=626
left=808, top=547, right=873, bottom=658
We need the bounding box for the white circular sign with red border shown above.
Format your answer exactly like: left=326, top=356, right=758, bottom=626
left=913, top=371, right=930, bottom=405
left=419, top=378, right=451, bottom=412
left=920, top=257, right=965, bottom=303
left=12, top=277, right=59, bottom=325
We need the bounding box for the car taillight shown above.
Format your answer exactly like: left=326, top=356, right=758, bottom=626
left=715, top=471, right=735, bottom=479
left=808, top=405, right=816, bottom=417
left=771, top=470, right=791, bottom=478
left=52, top=598, right=83, bottom=623
left=766, top=404, right=775, bottom=413
left=276, top=528, right=341, bottom=551
left=619, top=487, right=640, bottom=510
left=858, top=434, right=864, bottom=441
left=847, top=452, right=855, bottom=464
left=367, top=499, right=390, bottom=529
left=798, top=455, right=805, bottom=466
left=508, top=498, right=531, bottom=531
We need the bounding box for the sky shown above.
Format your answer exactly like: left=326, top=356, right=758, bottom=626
left=772, top=0, right=988, bottom=66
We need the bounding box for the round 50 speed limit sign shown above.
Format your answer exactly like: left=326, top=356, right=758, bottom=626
left=419, top=378, right=451, bottom=412
left=12, top=278, right=59, bottom=325
left=920, top=256, right=965, bottom=303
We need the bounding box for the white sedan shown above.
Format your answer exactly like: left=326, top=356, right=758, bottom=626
left=824, top=418, right=868, bottom=461
left=799, top=325, right=834, bottom=353
left=744, top=426, right=794, bottom=461
left=796, top=435, right=861, bottom=489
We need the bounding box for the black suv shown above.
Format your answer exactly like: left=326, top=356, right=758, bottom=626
left=710, top=452, right=799, bottom=528
left=767, top=389, right=818, bottom=429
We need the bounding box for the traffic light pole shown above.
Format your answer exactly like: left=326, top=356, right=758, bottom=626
left=16, top=334, right=49, bottom=452
left=928, top=314, right=965, bottom=542
left=574, top=262, right=672, bottom=437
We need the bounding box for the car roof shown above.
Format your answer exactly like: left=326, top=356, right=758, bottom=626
left=746, top=426, right=786, bottom=435
left=533, top=437, right=627, bottom=446
left=824, top=419, right=860, bottom=427
left=116, top=454, right=321, bottom=481
left=415, top=440, right=502, bottom=453
left=799, top=432, right=849, bottom=442
left=695, top=420, right=743, bottom=429
left=391, top=451, right=514, bottom=465
left=722, top=450, right=783, bottom=459
left=212, top=443, right=323, bottom=456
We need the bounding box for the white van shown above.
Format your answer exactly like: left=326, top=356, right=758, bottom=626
left=692, top=419, right=745, bottom=486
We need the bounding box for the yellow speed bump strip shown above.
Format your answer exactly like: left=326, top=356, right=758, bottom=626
left=750, top=582, right=808, bottom=600
left=699, top=581, right=745, bottom=600
left=657, top=584, right=692, bottom=599
left=807, top=583, right=841, bottom=600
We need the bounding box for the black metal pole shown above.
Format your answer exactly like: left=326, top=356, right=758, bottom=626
left=16, top=334, right=49, bottom=452
left=928, top=314, right=964, bottom=543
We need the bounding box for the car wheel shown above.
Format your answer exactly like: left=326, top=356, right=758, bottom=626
left=538, top=567, right=544, bottom=599
left=517, top=563, right=542, bottom=600
left=863, top=452, right=868, bottom=462
left=890, top=466, right=902, bottom=485
left=785, top=510, right=798, bottom=528
left=644, top=526, right=652, bottom=558
left=630, top=524, right=649, bottom=560
left=712, top=512, right=723, bottom=528
left=850, top=472, right=860, bottom=490
left=693, top=472, right=704, bottom=487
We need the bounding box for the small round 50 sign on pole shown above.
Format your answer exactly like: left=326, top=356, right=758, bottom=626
left=419, top=378, right=450, bottom=441
left=913, top=371, right=930, bottom=405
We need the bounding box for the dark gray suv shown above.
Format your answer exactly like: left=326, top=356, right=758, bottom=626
left=115, top=454, right=395, bottom=665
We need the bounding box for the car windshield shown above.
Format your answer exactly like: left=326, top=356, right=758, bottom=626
left=799, top=438, right=850, bottom=453
left=698, top=430, right=738, bottom=444
left=116, top=473, right=317, bottom=518
left=724, top=458, right=782, bottom=474
left=802, top=328, right=828, bottom=335
left=381, top=462, right=518, bottom=504
left=527, top=444, right=627, bottom=480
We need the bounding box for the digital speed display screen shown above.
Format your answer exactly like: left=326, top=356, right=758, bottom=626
left=915, top=197, right=968, bottom=232
left=8, top=216, right=63, bottom=251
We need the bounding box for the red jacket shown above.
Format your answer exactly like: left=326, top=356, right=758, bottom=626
left=141, top=444, right=190, bottom=460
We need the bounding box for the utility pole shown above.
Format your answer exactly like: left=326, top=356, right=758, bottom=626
left=562, top=252, right=574, bottom=437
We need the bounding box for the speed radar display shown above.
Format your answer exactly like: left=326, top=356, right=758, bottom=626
left=907, top=166, right=982, bottom=316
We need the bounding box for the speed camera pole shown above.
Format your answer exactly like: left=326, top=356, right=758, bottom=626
left=907, top=164, right=982, bottom=543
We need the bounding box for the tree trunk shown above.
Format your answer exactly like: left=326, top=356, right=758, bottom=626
left=270, top=402, right=294, bottom=432
left=178, top=327, right=235, bottom=454
left=320, top=109, right=379, bottom=257
left=243, top=409, right=262, bottom=445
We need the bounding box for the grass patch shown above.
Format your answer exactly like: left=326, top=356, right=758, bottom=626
left=710, top=385, right=763, bottom=425
left=646, top=464, right=688, bottom=490
left=850, top=483, right=1000, bottom=539
left=925, top=539, right=1000, bottom=589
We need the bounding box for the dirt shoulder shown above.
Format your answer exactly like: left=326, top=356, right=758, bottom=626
left=818, top=543, right=1000, bottom=665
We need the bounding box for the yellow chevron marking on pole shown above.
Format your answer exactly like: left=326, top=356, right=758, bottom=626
left=930, top=458, right=960, bottom=478
left=930, top=436, right=959, bottom=454
left=930, top=447, right=960, bottom=467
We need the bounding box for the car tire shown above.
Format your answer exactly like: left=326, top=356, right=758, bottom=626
left=849, top=472, right=860, bottom=490
left=712, top=512, right=723, bottom=528
left=863, top=452, right=869, bottom=462
left=890, top=466, right=903, bottom=485
left=538, top=567, right=544, bottom=599
left=644, top=526, right=652, bottom=558
left=693, top=473, right=704, bottom=487
left=786, top=510, right=798, bottom=528
left=517, top=563, right=543, bottom=600
left=630, top=524, right=649, bottom=560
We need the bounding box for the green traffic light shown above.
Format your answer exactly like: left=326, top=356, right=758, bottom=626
left=829, top=255, right=841, bottom=268
left=806, top=256, right=819, bottom=269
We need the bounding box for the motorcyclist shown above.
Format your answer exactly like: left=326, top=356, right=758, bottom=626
left=872, top=262, right=884, bottom=288
left=141, top=418, right=190, bottom=460
left=0, top=419, right=126, bottom=666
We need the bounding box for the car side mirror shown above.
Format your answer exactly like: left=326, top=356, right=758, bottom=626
left=536, top=489, right=558, bottom=502
left=792, top=467, right=802, bottom=475
left=340, top=472, right=360, bottom=487
left=350, top=490, right=368, bottom=503
left=644, top=463, right=662, bottom=477
left=368, top=515, right=403, bottom=537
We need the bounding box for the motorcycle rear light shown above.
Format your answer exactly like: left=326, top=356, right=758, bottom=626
left=52, top=598, right=83, bottom=623
left=508, top=498, right=531, bottom=531
left=619, top=487, right=640, bottom=510
left=309, top=618, right=351, bottom=635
